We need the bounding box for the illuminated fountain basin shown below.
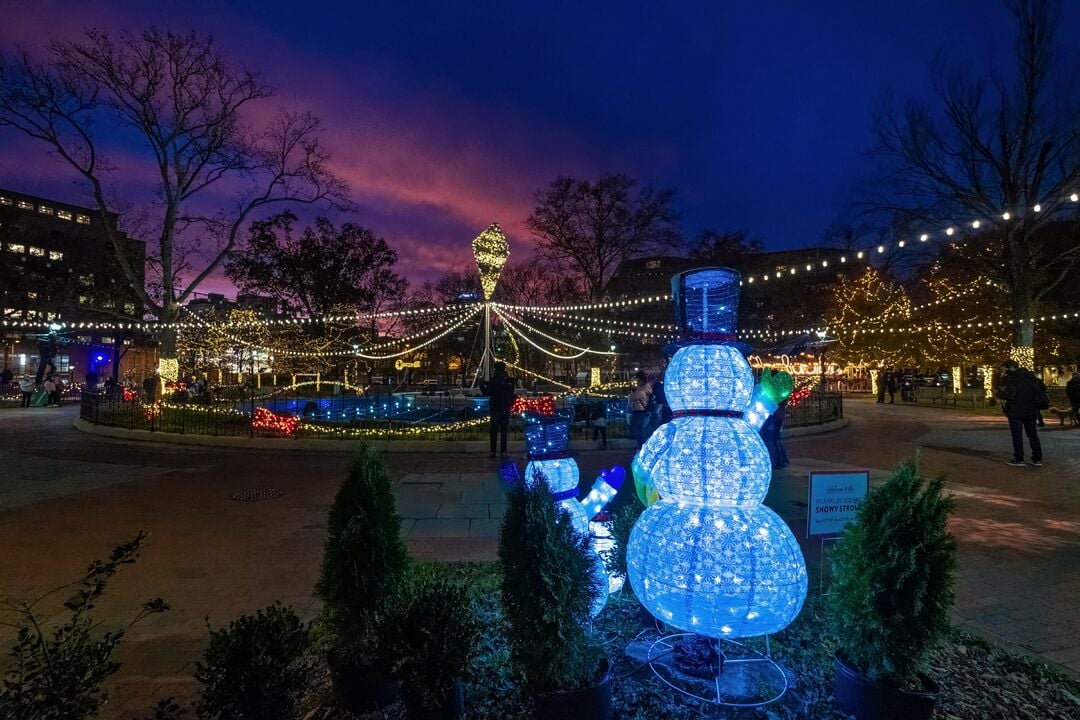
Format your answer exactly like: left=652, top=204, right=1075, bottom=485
left=253, top=393, right=491, bottom=424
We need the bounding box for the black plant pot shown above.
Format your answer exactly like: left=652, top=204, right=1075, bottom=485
left=534, top=658, right=612, bottom=720
left=833, top=654, right=939, bottom=720
left=326, top=648, right=400, bottom=714
left=403, top=679, right=465, bottom=720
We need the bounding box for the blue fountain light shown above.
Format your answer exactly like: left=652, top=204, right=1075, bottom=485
left=627, top=268, right=807, bottom=639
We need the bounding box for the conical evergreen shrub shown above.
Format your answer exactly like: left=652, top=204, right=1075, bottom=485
left=830, top=453, right=957, bottom=685
left=316, top=445, right=409, bottom=654
left=498, top=471, right=603, bottom=695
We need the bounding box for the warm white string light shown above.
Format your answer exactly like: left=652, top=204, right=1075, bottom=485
left=508, top=305, right=676, bottom=331
left=494, top=308, right=618, bottom=356
left=495, top=311, right=591, bottom=360
left=740, top=310, right=1080, bottom=340
left=497, top=294, right=672, bottom=313
left=514, top=309, right=675, bottom=342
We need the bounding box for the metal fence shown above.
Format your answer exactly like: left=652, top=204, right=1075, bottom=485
left=783, top=391, right=844, bottom=428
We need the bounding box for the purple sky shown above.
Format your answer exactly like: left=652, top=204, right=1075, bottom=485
left=2, top=1, right=1077, bottom=297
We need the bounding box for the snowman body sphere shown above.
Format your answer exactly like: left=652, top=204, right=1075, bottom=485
left=626, top=268, right=807, bottom=638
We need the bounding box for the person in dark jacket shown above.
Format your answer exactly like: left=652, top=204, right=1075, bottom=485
left=886, top=372, right=898, bottom=404
left=482, top=362, right=516, bottom=458
left=1067, top=372, right=1080, bottom=428
left=995, top=360, right=1043, bottom=467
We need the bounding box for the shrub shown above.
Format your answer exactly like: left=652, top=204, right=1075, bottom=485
left=0, top=533, right=168, bottom=720
left=315, top=446, right=409, bottom=657
left=830, top=453, right=957, bottom=686
left=194, top=604, right=309, bottom=720
left=603, top=498, right=644, bottom=583
left=387, top=564, right=481, bottom=712
left=498, top=471, right=603, bottom=695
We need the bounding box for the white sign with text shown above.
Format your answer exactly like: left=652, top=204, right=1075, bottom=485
left=807, top=470, right=869, bottom=537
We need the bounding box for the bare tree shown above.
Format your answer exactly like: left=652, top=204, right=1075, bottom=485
left=526, top=174, right=680, bottom=300
left=0, top=28, right=349, bottom=377
left=874, top=0, right=1080, bottom=359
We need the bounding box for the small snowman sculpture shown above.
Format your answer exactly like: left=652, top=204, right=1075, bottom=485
left=523, top=413, right=625, bottom=615
left=627, top=268, right=807, bottom=639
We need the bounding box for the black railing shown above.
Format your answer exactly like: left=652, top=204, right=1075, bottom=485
left=783, top=391, right=843, bottom=428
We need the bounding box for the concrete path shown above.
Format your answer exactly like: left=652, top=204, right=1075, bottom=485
left=0, top=399, right=1077, bottom=717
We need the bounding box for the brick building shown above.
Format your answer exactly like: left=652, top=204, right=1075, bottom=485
left=0, top=188, right=154, bottom=386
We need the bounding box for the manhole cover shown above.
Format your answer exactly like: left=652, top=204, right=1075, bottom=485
left=229, top=488, right=285, bottom=502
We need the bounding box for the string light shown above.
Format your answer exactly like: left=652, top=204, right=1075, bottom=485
left=506, top=306, right=676, bottom=332
left=494, top=308, right=618, bottom=356
left=498, top=294, right=671, bottom=313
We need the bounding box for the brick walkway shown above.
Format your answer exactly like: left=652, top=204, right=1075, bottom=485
left=0, top=399, right=1077, bottom=716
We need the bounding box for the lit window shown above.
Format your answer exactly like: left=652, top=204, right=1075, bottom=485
left=48, top=250, right=63, bottom=260
left=79, top=274, right=94, bottom=287
left=57, top=210, right=73, bottom=221
left=75, top=214, right=90, bottom=225
left=27, top=291, right=37, bottom=300
left=101, top=336, right=114, bottom=345
left=8, top=244, right=25, bottom=254
left=123, top=302, right=135, bottom=314
left=46, top=312, right=56, bottom=320
left=78, top=295, right=89, bottom=304
left=17, top=200, right=33, bottom=210
left=3, top=307, right=16, bottom=316
left=0, top=196, right=11, bottom=205
left=28, top=246, right=45, bottom=257
left=39, top=206, right=53, bottom=215
left=78, top=335, right=91, bottom=344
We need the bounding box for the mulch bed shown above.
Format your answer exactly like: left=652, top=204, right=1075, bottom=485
left=295, top=562, right=1080, bottom=720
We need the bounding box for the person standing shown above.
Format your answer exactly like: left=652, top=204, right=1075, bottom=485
left=143, top=372, right=158, bottom=402
left=875, top=369, right=886, bottom=403
left=18, top=374, right=34, bottom=408
left=482, top=361, right=515, bottom=458
left=1067, top=372, right=1080, bottom=428
left=589, top=395, right=608, bottom=450
left=886, top=371, right=898, bottom=404
left=627, top=371, right=653, bottom=449
left=0, top=366, right=12, bottom=389
left=43, top=374, right=59, bottom=407
left=996, top=359, right=1043, bottom=467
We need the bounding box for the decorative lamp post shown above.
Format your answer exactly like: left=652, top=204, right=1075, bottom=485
left=472, top=223, right=510, bottom=381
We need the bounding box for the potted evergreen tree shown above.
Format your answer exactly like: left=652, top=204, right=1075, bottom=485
left=387, top=564, right=481, bottom=720
left=499, top=472, right=611, bottom=720
left=315, top=446, right=409, bottom=713
left=829, top=454, right=957, bottom=720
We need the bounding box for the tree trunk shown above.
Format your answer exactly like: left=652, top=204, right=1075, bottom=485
left=1010, top=277, right=1035, bottom=370
left=157, top=306, right=180, bottom=382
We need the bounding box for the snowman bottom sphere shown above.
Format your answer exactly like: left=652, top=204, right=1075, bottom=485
left=627, top=503, right=807, bottom=638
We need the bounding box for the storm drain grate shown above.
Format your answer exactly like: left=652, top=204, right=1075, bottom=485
left=229, top=488, right=285, bottom=502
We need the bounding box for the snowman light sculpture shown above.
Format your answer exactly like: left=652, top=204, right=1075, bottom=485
left=523, top=413, right=625, bottom=615
left=627, top=268, right=807, bottom=640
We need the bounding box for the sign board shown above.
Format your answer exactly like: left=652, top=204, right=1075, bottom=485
left=807, top=470, right=869, bottom=537
left=394, top=358, right=422, bottom=371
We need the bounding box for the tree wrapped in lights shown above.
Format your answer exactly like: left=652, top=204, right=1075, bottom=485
left=824, top=267, right=916, bottom=368
left=627, top=268, right=807, bottom=639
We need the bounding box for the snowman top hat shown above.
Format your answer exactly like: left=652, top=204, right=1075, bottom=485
left=669, top=267, right=747, bottom=351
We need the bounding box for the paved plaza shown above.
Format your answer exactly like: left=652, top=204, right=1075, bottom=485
left=0, top=399, right=1077, bottom=715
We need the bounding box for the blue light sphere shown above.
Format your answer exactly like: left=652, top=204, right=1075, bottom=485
left=626, top=268, right=807, bottom=639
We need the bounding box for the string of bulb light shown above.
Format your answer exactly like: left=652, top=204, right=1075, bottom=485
left=515, top=310, right=676, bottom=342
left=507, top=305, right=677, bottom=332
left=494, top=308, right=618, bottom=356
left=739, top=309, right=1080, bottom=340
left=739, top=192, right=1080, bottom=286
left=495, top=294, right=672, bottom=313
left=495, top=313, right=591, bottom=360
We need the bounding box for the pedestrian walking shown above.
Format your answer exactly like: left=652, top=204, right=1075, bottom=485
left=18, top=375, right=34, bottom=408
left=482, top=361, right=516, bottom=458
left=1067, top=372, right=1080, bottom=428
left=995, top=359, right=1045, bottom=467
left=627, top=370, right=653, bottom=449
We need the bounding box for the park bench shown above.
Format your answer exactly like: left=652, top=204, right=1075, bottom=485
left=950, top=389, right=985, bottom=408
left=914, top=386, right=946, bottom=405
